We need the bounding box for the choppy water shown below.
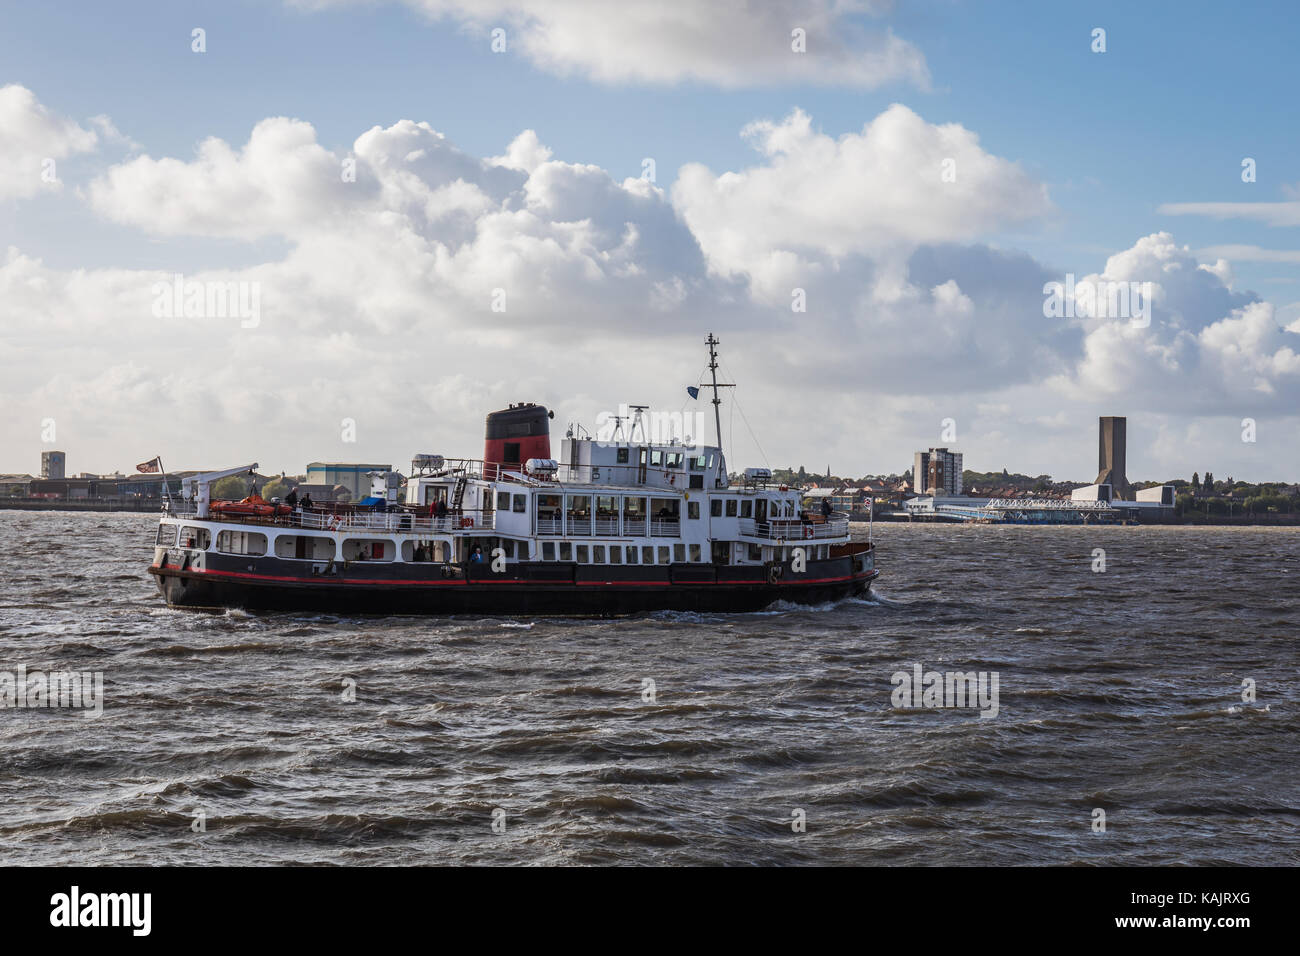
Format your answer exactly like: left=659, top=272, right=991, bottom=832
left=0, top=511, right=1295, bottom=865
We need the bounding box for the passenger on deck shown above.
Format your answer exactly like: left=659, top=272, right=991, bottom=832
left=821, top=498, right=833, bottom=518
left=470, top=546, right=484, bottom=563
left=435, top=500, right=448, bottom=519
left=357, top=546, right=370, bottom=561
left=300, top=493, right=313, bottom=509
left=285, top=487, right=298, bottom=508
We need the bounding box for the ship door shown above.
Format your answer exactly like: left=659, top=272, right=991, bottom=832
left=755, top=499, right=768, bottom=525
left=637, top=447, right=647, bottom=484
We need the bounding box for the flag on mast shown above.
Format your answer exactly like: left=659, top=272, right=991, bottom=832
left=686, top=386, right=700, bottom=400
left=136, top=457, right=162, bottom=474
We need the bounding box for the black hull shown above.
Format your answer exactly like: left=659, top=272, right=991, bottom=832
left=149, top=553, right=876, bottom=616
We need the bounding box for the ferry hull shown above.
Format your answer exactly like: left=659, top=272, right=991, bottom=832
left=149, top=555, right=876, bottom=616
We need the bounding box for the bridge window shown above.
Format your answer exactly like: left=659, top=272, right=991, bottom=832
left=156, top=525, right=177, bottom=547
left=690, top=456, right=706, bottom=471
left=278, top=534, right=334, bottom=560
left=218, top=530, right=267, bottom=556
left=725, top=499, right=737, bottom=517
left=497, top=491, right=510, bottom=510
left=180, top=526, right=211, bottom=550
left=616, top=448, right=629, bottom=464
left=650, top=450, right=662, bottom=466
left=342, top=538, right=392, bottom=561
left=741, top=500, right=752, bottom=518
left=512, top=494, right=526, bottom=513
left=710, top=500, right=722, bottom=517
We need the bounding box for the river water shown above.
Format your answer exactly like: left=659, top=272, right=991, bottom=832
left=0, top=512, right=1295, bottom=865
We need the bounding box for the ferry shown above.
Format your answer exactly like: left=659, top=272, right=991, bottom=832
left=148, top=336, right=878, bottom=615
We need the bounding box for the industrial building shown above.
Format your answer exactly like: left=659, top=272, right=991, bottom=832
left=1094, top=416, right=1130, bottom=501
left=41, top=450, right=66, bottom=480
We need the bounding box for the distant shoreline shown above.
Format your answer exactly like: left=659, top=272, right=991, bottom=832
left=0, top=499, right=162, bottom=514
left=854, top=515, right=1300, bottom=527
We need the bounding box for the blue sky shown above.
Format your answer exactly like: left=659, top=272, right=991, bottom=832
left=2, top=1, right=1299, bottom=481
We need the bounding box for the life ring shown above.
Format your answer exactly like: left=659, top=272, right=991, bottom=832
left=768, top=564, right=782, bottom=585
left=803, top=525, right=813, bottom=539
left=460, top=517, right=473, bottom=528
left=328, top=515, right=341, bottom=531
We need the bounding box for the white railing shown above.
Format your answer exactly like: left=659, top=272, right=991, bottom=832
left=649, top=519, right=680, bottom=538
left=167, top=505, right=494, bottom=535
left=738, top=516, right=849, bottom=541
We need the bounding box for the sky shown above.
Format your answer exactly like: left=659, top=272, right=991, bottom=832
left=2, top=0, right=1299, bottom=484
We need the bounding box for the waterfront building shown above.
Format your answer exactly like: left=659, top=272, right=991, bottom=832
left=305, top=463, right=392, bottom=500
left=913, top=448, right=963, bottom=497
left=41, top=450, right=66, bottom=480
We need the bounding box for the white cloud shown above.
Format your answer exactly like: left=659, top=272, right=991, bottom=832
left=1054, top=234, right=1300, bottom=411
left=1158, top=199, right=1300, bottom=227
left=295, top=0, right=929, bottom=89
left=0, top=85, right=99, bottom=200
left=672, top=106, right=1052, bottom=292
left=1198, top=244, right=1300, bottom=264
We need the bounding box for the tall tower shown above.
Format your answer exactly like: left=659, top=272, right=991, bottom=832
left=1095, top=417, right=1129, bottom=500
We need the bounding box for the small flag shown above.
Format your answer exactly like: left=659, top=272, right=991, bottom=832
left=136, top=457, right=162, bottom=474
left=686, top=386, right=700, bottom=400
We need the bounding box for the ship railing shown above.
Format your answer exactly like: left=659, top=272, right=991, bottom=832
left=738, top=516, right=849, bottom=541
left=649, top=518, right=680, bottom=538
left=593, top=516, right=619, bottom=535
left=164, top=504, right=495, bottom=535
left=623, top=517, right=646, bottom=536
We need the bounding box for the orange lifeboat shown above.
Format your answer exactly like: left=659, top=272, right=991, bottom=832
left=209, top=493, right=291, bottom=518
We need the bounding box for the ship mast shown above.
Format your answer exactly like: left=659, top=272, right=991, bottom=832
left=704, top=332, right=735, bottom=451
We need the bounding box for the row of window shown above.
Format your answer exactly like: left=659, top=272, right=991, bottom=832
left=613, top=448, right=712, bottom=470
left=539, top=542, right=702, bottom=564
left=709, top=497, right=796, bottom=518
